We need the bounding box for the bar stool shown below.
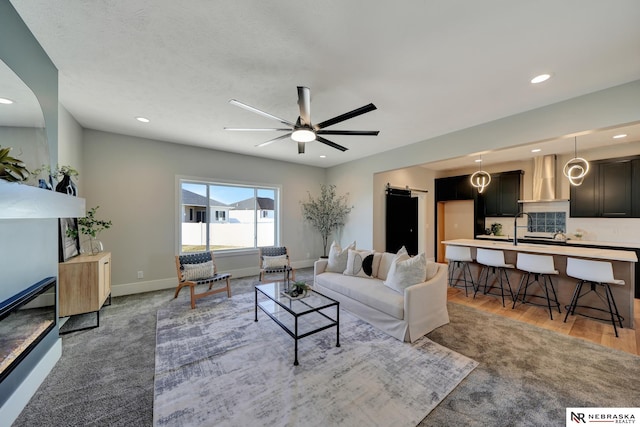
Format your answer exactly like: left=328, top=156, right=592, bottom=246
left=564, top=257, right=625, bottom=337
left=512, top=253, right=561, bottom=319
left=474, top=248, right=515, bottom=307
left=445, top=245, right=476, bottom=296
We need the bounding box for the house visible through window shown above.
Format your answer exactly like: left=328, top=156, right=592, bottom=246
left=179, top=180, right=278, bottom=253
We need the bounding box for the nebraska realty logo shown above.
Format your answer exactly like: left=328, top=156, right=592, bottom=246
left=567, top=408, right=638, bottom=425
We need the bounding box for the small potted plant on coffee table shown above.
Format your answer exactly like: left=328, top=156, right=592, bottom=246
left=285, top=281, right=311, bottom=299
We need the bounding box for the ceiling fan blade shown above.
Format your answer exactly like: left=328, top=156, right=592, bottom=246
left=316, top=130, right=380, bottom=136
left=224, top=127, right=292, bottom=132
left=229, top=99, right=296, bottom=127
left=316, top=135, right=348, bottom=152
left=297, top=141, right=305, bottom=154
left=256, top=133, right=292, bottom=147
left=315, top=103, right=377, bottom=130
left=297, top=86, right=311, bottom=126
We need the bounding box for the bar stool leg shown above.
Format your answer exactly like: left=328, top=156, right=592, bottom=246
left=564, top=280, right=585, bottom=323
left=547, top=275, right=562, bottom=314
left=603, top=284, right=623, bottom=337
left=541, top=274, right=554, bottom=320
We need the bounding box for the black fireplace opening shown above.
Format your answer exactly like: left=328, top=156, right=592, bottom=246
left=0, top=277, right=57, bottom=384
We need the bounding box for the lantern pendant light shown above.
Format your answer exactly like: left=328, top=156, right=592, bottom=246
left=470, top=156, right=491, bottom=193
left=563, top=137, right=590, bottom=186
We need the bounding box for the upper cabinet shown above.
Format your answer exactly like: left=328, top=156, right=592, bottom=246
left=570, top=155, right=640, bottom=218
left=435, top=174, right=474, bottom=201
left=482, top=170, right=523, bottom=217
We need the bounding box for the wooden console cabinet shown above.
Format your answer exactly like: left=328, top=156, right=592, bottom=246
left=59, top=252, right=111, bottom=317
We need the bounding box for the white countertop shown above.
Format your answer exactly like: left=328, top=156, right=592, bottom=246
left=475, top=234, right=640, bottom=250
left=445, top=239, right=638, bottom=262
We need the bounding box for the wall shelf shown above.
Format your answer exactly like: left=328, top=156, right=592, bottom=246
left=0, top=181, right=85, bottom=219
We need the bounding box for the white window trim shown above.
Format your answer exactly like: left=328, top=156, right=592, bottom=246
left=175, top=175, right=282, bottom=255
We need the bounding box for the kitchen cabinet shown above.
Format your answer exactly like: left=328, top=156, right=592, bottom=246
left=435, top=175, right=473, bottom=201
left=570, top=156, right=638, bottom=218
left=59, top=252, right=111, bottom=318
left=482, top=170, right=523, bottom=217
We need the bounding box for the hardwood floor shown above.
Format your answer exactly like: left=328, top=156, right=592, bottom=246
left=447, top=286, right=640, bottom=356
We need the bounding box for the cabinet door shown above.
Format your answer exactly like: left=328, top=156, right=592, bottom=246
left=570, top=165, right=598, bottom=217
left=633, top=159, right=640, bottom=217
left=498, top=172, right=522, bottom=216
left=600, top=160, right=632, bottom=217
left=482, top=175, right=500, bottom=216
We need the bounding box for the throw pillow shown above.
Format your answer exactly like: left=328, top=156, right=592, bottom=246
left=262, top=254, right=288, bottom=268
left=384, top=252, right=427, bottom=293
left=426, top=260, right=438, bottom=281
left=343, top=249, right=381, bottom=278
left=326, top=240, right=356, bottom=273
left=182, top=260, right=215, bottom=281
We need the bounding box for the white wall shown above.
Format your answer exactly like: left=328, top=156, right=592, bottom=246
left=81, top=129, right=326, bottom=292
left=57, top=104, right=83, bottom=195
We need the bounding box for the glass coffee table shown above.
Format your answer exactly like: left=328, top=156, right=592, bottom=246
left=254, top=282, right=340, bottom=365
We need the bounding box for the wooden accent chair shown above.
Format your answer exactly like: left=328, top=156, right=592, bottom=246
left=175, top=251, right=231, bottom=309
left=259, top=246, right=296, bottom=282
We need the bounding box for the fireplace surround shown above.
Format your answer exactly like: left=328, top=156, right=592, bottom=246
left=0, top=277, right=57, bottom=385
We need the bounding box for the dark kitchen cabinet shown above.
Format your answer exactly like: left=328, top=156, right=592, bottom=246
left=435, top=175, right=473, bottom=201
left=571, top=156, right=637, bottom=218
left=482, top=170, right=523, bottom=217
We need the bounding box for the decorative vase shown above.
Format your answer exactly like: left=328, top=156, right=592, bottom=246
left=89, top=238, right=103, bottom=255
left=55, top=174, right=77, bottom=196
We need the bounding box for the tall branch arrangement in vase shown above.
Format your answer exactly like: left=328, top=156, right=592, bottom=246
left=301, top=184, right=352, bottom=257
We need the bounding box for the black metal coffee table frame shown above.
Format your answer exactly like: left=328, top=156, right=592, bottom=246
left=255, top=282, right=340, bottom=365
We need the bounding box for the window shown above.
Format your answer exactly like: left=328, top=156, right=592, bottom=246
left=179, top=180, right=278, bottom=253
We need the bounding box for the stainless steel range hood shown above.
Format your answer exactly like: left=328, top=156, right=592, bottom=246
left=518, top=155, right=569, bottom=203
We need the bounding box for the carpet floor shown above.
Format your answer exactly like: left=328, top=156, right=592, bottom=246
left=154, top=292, right=477, bottom=426
left=12, top=268, right=640, bottom=427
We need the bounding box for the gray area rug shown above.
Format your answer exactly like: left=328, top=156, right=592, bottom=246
left=12, top=268, right=640, bottom=427
left=154, top=292, right=478, bottom=427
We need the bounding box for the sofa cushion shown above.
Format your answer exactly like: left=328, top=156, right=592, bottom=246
left=315, top=272, right=404, bottom=319
left=343, top=249, right=381, bottom=279
left=327, top=241, right=356, bottom=273
left=384, top=252, right=427, bottom=293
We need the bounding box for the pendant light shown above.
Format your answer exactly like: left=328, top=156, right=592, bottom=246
left=470, top=156, right=491, bottom=193
left=563, top=137, right=589, bottom=186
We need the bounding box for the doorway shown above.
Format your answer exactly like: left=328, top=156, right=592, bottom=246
left=436, top=200, right=475, bottom=262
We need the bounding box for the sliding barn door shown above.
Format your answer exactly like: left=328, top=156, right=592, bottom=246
left=385, top=189, right=418, bottom=255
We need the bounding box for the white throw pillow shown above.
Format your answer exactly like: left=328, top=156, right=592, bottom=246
left=182, top=260, right=215, bottom=281
left=384, top=252, right=427, bottom=293
left=343, top=249, right=381, bottom=278
left=262, top=254, right=288, bottom=268
left=327, top=240, right=356, bottom=273
left=426, top=260, right=438, bottom=281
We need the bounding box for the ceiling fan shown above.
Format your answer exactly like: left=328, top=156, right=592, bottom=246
left=224, top=86, right=379, bottom=154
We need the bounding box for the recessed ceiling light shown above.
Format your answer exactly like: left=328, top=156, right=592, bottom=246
left=531, top=73, right=551, bottom=84
left=0, top=97, right=14, bottom=104
left=135, top=116, right=150, bottom=123
left=531, top=148, right=542, bottom=153
left=474, top=159, right=482, bottom=163
left=613, top=134, right=627, bottom=139
left=319, top=155, right=326, bottom=158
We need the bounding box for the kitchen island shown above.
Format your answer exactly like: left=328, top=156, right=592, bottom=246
left=443, top=239, right=637, bottom=328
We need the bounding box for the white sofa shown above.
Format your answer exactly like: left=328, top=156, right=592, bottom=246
left=313, top=251, right=449, bottom=343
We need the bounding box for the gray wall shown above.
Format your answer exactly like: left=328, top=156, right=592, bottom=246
left=326, top=80, right=640, bottom=252
left=81, top=129, right=326, bottom=293
left=0, top=0, right=60, bottom=408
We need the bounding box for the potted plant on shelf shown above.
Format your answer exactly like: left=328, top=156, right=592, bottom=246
left=66, top=206, right=112, bottom=255
left=0, top=146, right=30, bottom=182
left=301, top=184, right=352, bottom=257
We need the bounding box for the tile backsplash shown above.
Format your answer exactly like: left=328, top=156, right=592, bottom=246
left=527, top=212, right=565, bottom=233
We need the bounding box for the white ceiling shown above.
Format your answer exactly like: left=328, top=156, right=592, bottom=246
left=7, top=0, right=640, bottom=169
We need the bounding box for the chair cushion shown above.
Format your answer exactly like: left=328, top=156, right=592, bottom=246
left=262, top=254, right=288, bottom=268
left=182, top=260, right=215, bottom=281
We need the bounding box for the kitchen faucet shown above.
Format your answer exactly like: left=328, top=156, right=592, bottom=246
left=513, top=211, right=532, bottom=246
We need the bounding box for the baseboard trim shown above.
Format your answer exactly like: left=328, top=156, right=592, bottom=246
left=112, top=260, right=317, bottom=297
left=1, top=338, right=61, bottom=426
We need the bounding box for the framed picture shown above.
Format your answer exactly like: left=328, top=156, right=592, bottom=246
left=59, top=218, right=80, bottom=262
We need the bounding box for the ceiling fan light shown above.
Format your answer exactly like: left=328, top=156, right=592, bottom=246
left=291, top=128, right=316, bottom=142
